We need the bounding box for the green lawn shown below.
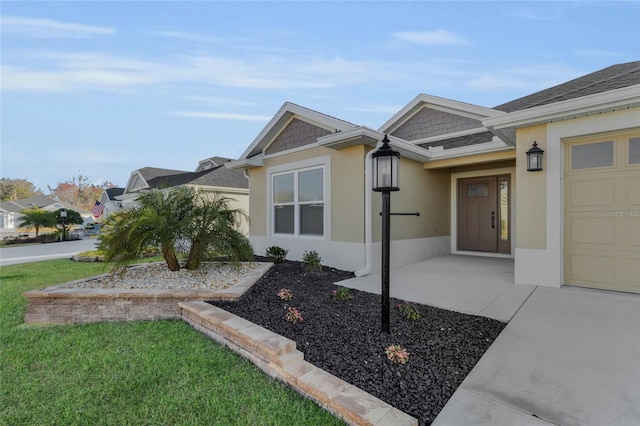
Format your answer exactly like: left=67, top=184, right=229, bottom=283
left=0, top=259, right=344, bottom=425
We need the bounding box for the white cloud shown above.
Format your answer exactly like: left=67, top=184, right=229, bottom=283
left=0, top=16, right=114, bottom=38
left=504, top=7, right=562, bottom=21
left=393, top=30, right=468, bottom=46
left=169, top=111, right=272, bottom=121
left=466, top=65, right=578, bottom=92
left=184, top=96, right=258, bottom=106
left=149, top=31, right=222, bottom=44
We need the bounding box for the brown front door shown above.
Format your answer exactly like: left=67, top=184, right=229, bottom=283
left=459, top=176, right=510, bottom=253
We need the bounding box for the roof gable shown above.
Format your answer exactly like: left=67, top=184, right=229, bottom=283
left=379, top=94, right=503, bottom=137
left=239, top=102, right=357, bottom=159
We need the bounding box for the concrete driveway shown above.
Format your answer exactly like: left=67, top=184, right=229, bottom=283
left=433, top=286, right=640, bottom=426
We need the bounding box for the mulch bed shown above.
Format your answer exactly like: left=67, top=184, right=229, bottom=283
left=212, top=260, right=506, bottom=425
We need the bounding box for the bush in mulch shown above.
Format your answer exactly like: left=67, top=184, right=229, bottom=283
left=212, top=260, right=506, bottom=426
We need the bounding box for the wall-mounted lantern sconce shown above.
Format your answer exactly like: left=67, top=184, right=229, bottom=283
left=526, top=141, right=544, bottom=172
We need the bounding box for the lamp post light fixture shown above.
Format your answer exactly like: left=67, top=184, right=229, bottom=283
left=372, top=135, right=400, bottom=334
left=60, top=209, right=67, bottom=241
left=526, top=141, right=544, bottom=172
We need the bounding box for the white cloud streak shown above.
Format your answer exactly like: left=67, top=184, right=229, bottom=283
left=393, top=29, right=468, bottom=46
left=1, top=16, right=114, bottom=38
left=149, top=31, right=222, bottom=44
left=169, top=111, right=272, bottom=121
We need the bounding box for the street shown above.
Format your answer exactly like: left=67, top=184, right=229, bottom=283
left=0, top=238, right=100, bottom=266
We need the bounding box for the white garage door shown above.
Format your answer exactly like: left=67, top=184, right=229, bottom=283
left=564, top=130, right=640, bottom=293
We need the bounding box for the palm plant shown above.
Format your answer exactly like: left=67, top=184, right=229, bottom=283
left=17, top=208, right=55, bottom=238
left=184, top=189, right=251, bottom=270
left=99, top=187, right=252, bottom=273
left=99, top=188, right=190, bottom=272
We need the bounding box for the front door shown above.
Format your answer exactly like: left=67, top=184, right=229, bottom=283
left=458, top=176, right=510, bottom=253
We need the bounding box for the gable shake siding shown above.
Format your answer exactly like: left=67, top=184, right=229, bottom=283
left=265, top=118, right=331, bottom=155
left=391, top=107, right=482, bottom=141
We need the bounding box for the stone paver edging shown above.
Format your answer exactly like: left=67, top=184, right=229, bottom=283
left=23, top=263, right=272, bottom=324
left=180, top=301, right=418, bottom=426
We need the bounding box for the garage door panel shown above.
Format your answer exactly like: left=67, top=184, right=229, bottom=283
left=568, top=178, right=614, bottom=208
left=627, top=176, right=640, bottom=205
left=569, top=216, right=614, bottom=245
left=627, top=217, right=640, bottom=246
left=564, top=131, right=640, bottom=294
left=569, top=253, right=614, bottom=285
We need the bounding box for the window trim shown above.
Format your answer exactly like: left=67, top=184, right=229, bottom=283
left=267, top=156, right=331, bottom=240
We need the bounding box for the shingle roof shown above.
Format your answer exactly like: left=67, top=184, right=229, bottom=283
left=105, top=188, right=125, bottom=200
left=143, top=166, right=248, bottom=190
left=418, top=131, right=495, bottom=150
left=494, top=61, right=640, bottom=112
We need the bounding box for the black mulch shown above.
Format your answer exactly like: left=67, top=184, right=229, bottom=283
left=211, top=260, right=506, bottom=425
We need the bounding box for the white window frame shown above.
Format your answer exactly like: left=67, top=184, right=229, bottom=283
left=267, top=156, right=331, bottom=239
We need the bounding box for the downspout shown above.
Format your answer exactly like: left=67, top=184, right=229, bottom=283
left=354, top=142, right=380, bottom=276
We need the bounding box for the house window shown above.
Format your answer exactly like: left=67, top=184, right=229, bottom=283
left=273, top=167, right=324, bottom=236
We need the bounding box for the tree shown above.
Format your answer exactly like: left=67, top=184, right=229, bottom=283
left=53, top=209, right=84, bottom=240
left=17, top=208, right=56, bottom=237
left=0, top=178, right=43, bottom=201
left=98, top=187, right=253, bottom=273
left=48, top=175, right=116, bottom=211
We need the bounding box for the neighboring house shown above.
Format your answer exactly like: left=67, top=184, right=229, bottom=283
left=117, top=157, right=250, bottom=234
left=0, top=195, right=93, bottom=235
left=229, top=61, right=640, bottom=295
left=97, top=187, right=125, bottom=220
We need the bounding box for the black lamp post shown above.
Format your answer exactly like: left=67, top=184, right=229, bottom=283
left=526, top=141, right=544, bottom=172
left=60, top=209, right=67, bottom=241
left=372, top=135, right=400, bottom=333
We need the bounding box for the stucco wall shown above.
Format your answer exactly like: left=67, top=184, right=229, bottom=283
left=371, top=157, right=451, bottom=242
left=515, top=125, right=547, bottom=250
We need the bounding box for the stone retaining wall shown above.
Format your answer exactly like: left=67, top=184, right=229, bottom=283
left=180, top=301, right=418, bottom=426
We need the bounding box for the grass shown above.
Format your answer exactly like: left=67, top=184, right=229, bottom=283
left=0, top=259, right=344, bottom=425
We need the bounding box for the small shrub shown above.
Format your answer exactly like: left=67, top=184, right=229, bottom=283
left=398, top=302, right=421, bottom=320
left=302, top=250, right=322, bottom=272
left=277, top=288, right=293, bottom=301
left=385, top=344, right=410, bottom=364
left=265, top=246, right=288, bottom=263
left=332, top=287, right=352, bottom=301
left=285, top=307, right=303, bottom=323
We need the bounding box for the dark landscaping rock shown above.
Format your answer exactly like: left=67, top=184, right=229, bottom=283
left=212, top=260, right=506, bottom=426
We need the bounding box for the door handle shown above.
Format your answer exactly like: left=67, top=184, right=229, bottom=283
left=491, top=211, right=495, bottom=229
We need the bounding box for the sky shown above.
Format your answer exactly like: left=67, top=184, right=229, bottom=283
left=2, top=1, right=639, bottom=191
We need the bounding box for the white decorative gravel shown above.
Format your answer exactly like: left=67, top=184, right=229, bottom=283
left=61, top=262, right=259, bottom=290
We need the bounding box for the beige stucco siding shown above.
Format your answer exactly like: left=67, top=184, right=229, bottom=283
left=372, top=157, right=450, bottom=242
left=330, top=145, right=367, bottom=243
left=248, top=145, right=366, bottom=244
left=516, top=125, right=547, bottom=249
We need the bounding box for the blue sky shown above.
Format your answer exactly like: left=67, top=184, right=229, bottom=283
left=2, top=1, right=639, bottom=191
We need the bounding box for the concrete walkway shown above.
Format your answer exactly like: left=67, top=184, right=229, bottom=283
left=339, top=255, right=640, bottom=425
left=337, top=255, right=535, bottom=322
left=433, top=286, right=640, bottom=426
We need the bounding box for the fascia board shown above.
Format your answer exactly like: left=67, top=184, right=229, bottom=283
left=483, top=85, right=640, bottom=129
left=426, top=141, right=511, bottom=159
left=386, top=135, right=433, bottom=161
left=225, top=155, right=264, bottom=170
left=379, top=93, right=503, bottom=133
left=124, top=170, right=149, bottom=194
left=317, top=126, right=383, bottom=147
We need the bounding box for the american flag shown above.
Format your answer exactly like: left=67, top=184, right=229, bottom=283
left=92, top=200, right=105, bottom=218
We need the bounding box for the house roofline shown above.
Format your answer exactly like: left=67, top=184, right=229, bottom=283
left=483, top=84, right=640, bottom=129
left=379, top=93, right=505, bottom=134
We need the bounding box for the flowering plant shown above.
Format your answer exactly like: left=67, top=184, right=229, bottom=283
left=332, top=287, right=352, bottom=301
left=285, top=307, right=303, bottom=323
left=277, top=288, right=293, bottom=301
left=398, top=302, right=421, bottom=320
left=385, top=344, right=410, bottom=364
